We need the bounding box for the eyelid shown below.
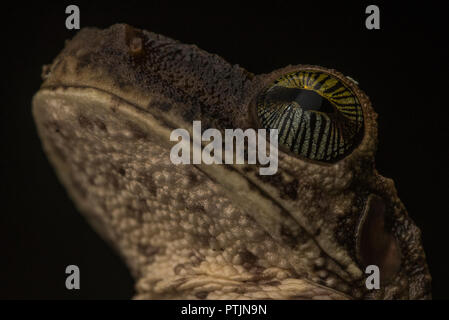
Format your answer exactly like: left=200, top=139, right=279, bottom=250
left=345, top=76, right=359, bottom=85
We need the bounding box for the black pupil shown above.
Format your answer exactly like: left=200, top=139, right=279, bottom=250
left=266, top=87, right=335, bottom=113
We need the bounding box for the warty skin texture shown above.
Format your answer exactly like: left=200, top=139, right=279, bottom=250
left=32, top=24, right=431, bottom=299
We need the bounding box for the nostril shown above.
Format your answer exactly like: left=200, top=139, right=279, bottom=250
left=129, top=37, right=143, bottom=54
left=356, top=194, right=402, bottom=284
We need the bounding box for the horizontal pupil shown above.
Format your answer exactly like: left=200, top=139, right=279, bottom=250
left=265, top=87, right=335, bottom=114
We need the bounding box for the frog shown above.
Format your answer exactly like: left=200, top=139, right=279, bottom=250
left=32, top=24, right=431, bottom=299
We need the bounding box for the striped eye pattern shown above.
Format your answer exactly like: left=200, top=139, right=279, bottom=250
left=256, top=70, right=364, bottom=162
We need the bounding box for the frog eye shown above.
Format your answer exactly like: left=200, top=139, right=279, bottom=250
left=256, top=69, right=364, bottom=162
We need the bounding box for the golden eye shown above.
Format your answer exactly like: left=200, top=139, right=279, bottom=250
left=256, top=69, right=364, bottom=162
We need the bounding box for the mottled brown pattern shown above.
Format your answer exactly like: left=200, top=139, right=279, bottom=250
left=32, top=24, right=431, bottom=299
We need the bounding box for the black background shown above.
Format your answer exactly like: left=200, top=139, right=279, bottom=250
left=1, top=1, right=448, bottom=299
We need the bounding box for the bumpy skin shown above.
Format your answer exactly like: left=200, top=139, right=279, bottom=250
left=32, top=24, right=431, bottom=299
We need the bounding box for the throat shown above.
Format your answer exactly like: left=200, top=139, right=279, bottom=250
left=132, top=265, right=350, bottom=300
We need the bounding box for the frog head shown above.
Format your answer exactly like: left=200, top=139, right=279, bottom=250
left=33, top=24, right=431, bottom=299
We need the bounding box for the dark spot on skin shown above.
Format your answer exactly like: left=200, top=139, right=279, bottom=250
left=138, top=244, right=162, bottom=264
left=188, top=251, right=205, bottom=265
left=78, top=115, right=93, bottom=130
left=279, top=224, right=299, bottom=249
left=145, top=245, right=161, bottom=256
left=283, top=179, right=299, bottom=200
left=45, top=121, right=60, bottom=133
left=265, top=281, right=281, bottom=286
left=117, top=167, right=126, bottom=176
left=258, top=173, right=299, bottom=201
left=195, top=291, right=209, bottom=299
left=94, top=118, right=107, bottom=131
left=140, top=172, right=157, bottom=196
left=187, top=170, right=200, bottom=186
left=186, top=204, right=206, bottom=214
left=126, top=122, right=148, bottom=140
left=238, top=249, right=258, bottom=269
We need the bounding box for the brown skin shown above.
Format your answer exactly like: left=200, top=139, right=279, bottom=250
left=32, top=24, right=431, bottom=299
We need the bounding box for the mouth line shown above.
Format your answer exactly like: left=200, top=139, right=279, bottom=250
left=193, top=163, right=357, bottom=289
